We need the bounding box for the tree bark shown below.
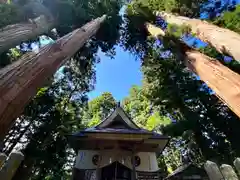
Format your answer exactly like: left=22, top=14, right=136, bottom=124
left=0, top=15, right=107, bottom=140
left=146, top=23, right=240, bottom=119
left=0, top=15, right=54, bottom=54
left=155, top=11, right=240, bottom=62
left=0, top=0, right=8, bottom=3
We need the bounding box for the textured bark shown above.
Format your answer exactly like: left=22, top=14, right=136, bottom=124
left=0, top=0, right=8, bottom=3
left=0, top=15, right=106, bottom=140
left=184, top=49, right=240, bottom=118
left=155, top=11, right=240, bottom=62
left=0, top=15, right=54, bottom=54
left=146, top=23, right=240, bottom=119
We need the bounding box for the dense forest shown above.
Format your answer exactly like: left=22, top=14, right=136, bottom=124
left=1, top=0, right=240, bottom=179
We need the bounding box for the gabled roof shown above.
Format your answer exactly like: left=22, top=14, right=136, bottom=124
left=68, top=106, right=170, bottom=152
left=95, top=107, right=140, bottom=129
left=76, top=107, right=169, bottom=137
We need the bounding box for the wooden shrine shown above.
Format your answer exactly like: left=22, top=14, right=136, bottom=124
left=68, top=107, right=169, bottom=180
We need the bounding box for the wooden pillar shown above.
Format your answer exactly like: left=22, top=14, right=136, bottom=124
left=131, top=150, right=136, bottom=180
left=72, top=168, right=85, bottom=180
left=96, top=149, right=102, bottom=180
left=96, top=157, right=101, bottom=180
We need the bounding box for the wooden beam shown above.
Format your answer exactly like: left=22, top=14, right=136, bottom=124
left=73, top=139, right=162, bottom=152
left=131, top=147, right=136, bottom=180
left=85, top=132, right=152, bottom=140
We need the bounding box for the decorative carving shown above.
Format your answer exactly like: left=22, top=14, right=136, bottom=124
left=92, top=154, right=100, bottom=166
left=134, top=156, right=141, bottom=167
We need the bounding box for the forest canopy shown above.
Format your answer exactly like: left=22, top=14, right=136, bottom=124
left=1, top=0, right=240, bottom=179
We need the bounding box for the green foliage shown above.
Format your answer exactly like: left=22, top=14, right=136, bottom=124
left=0, top=0, right=123, bottom=67
left=166, top=23, right=191, bottom=38
left=157, top=154, right=168, bottom=176
left=121, top=0, right=240, bottom=173
left=146, top=112, right=171, bottom=131
left=122, top=2, right=240, bottom=166
left=142, top=44, right=240, bottom=166
left=164, top=138, right=182, bottom=172
left=84, top=88, right=171, bottom=133
left=83, top=92, right=117, bottom=126
left=0, top=3, right=23, bottom=28
left=2, top=6, right=124, bottom=179
left=128, top=0, right=207, bottom=18
left=122, top=85, right=171, bottom=131
left=42, top=0, right=123, bottom=56
left=121, top=0, right=198, bottom=57
left=88, top=113, right=101, bottom=127
left=0, top=48, right=23, bottom=68
left=2, top=0, right=240, bottom=179
left=214, top=5, right=240, bottom=34
left=123, top=85, right=150, bottom=125
left=3, top=41, right=100, bottom=179
left=121, top=3, right=153, bottom=56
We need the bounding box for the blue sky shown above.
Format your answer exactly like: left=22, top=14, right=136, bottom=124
left=19, top=29, right=142, bottom=101
left=87, top=19, right=207, bottom=102
left=87, top=5, right=137, bottom=101
left=89, top=38, right=206, bottom=101
left=88, top=46, right=142, bottom=101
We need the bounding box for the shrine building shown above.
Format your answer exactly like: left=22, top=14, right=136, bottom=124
left=68, top=106, right=170, bottom=180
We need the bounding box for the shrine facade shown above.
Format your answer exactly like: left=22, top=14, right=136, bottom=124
left=68, top=107, right=169, bottom=180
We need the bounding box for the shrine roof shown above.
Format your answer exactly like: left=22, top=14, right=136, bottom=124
left=68, top=107, right=170, bottom=152
left=73, top=128, right=168, bottom=138
left=71, top=106, right=168, bottom=140
left=94, top=106, right=140, bottom=130
left=75, top=127, right=168, bottom=137
left=83, top=127, right=152, bottom=134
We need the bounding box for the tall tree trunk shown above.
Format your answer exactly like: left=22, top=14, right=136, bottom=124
left=155, top=11, right=240, bottom=62
left=146, top=23, right=240, bottom=119
left=0, top=15, right=54, bottom=54
left=0, top=15, right=106, bottom=140
left=0, top=0, right=8, bottom=3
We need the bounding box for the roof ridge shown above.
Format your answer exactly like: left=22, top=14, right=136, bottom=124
left=95, top=106, right=140, bottom=129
